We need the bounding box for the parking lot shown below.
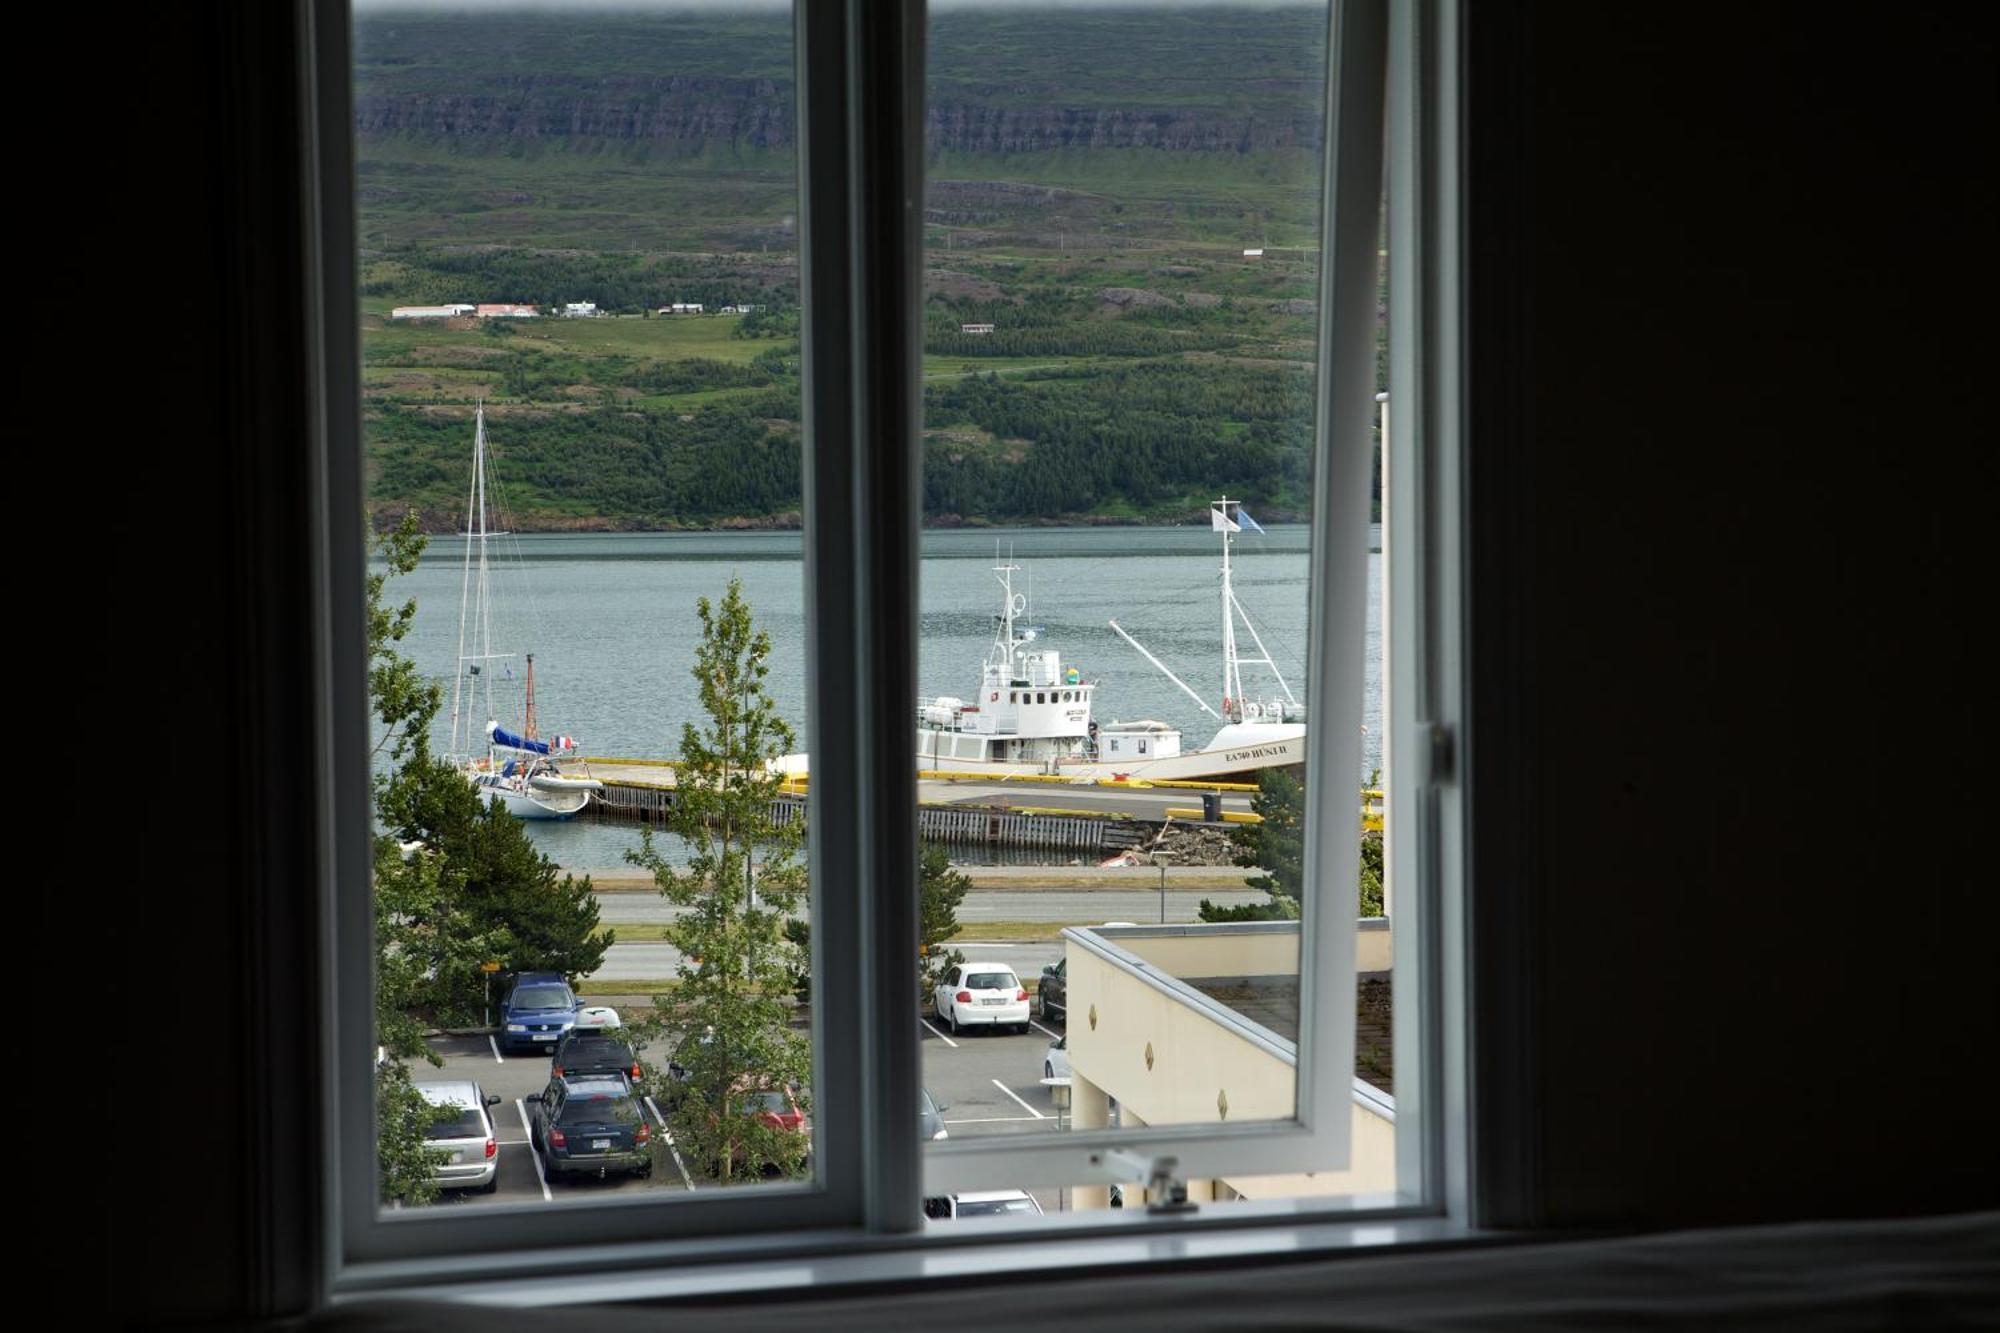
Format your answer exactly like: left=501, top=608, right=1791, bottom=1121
left=411, top=1004, right=1071, bottom=1213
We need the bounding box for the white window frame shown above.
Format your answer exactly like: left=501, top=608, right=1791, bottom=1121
left=308, top=0, right=1476, bottom=1298
left=922, top=0, right=1383, bottom=1198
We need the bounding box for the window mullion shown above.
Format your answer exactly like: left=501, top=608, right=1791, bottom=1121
left=801, top=0, right=928, bottom=1235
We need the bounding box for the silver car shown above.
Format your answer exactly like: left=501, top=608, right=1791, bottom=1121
left=415, top=1079, right=502, bottom=1193
left=1042, top=1035, right=1071, bottom=1082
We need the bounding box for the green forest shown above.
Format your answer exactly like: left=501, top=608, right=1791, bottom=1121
left=355, top=6, right=1375, bottom=531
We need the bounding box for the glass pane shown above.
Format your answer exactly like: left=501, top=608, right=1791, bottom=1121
left=356, top=2, right=816, bottom=1210
left=913, top=0, right=1388, bottom=1216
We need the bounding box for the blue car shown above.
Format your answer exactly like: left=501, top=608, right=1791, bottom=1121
left=498, top=972, right=579, bottom=1054
left=527, top=1073, right=654, bottom=1181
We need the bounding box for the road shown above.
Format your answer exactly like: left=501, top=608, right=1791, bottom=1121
left=590, top=938, right=1070, bottom=981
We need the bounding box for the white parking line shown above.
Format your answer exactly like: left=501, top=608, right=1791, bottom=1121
left=942, top=1115, right=1046, bottom=1126
left=990, top=1079, right=1047, bottom=1120
left=515, top=1099, right=552, bottom=1202
left=1029, top=1019, right=1062, bottom=1040
left=488, top=1035, right=503, bottom=1064
left=923, top=1017, right=959, bottom=1049
left=644, top=1096, right=695, bottom=1191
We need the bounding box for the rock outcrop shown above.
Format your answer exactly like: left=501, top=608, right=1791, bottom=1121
left=356, top=78, right=1322, bottom=156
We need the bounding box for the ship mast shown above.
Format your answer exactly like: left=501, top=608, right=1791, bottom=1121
left=989, top=552, right=1027, bottom=673
left=1218, top=496, right=1243, bottom=719
left=1213, top=495, right=1298, bottom=724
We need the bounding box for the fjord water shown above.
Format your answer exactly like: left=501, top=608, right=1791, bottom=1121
left=385, top=524, right=1380, bottom=867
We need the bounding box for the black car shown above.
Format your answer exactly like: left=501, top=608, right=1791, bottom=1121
left=526, top=1073, right=654, bottom=1181
left=550, top=1027, right=643, bottom=1082
left=1038, top=958, right=1067, bottom=1021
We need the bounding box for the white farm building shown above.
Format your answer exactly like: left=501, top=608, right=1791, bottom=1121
left=560, top=302, right=599, bottom=318
left=390, top=304, right=474, bottom=320
left=660, top=302, right=706, bottom=315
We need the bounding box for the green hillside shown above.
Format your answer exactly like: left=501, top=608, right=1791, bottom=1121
left=355, top=5, right=1366, bottom=530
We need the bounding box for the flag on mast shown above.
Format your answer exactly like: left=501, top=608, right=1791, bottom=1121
left=1211, top=507, right=1240, bottom=533
left=1237, top=508, right=1266, bottom=534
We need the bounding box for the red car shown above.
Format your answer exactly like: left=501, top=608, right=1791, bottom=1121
left=738, top=1084, right=806, bottom=1134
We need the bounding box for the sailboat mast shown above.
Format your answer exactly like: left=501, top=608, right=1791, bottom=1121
left=449, top=404, right=482, bottom=758
left=524, top=654, right=537, bottom=741
left=475, top=406, right=495, bottom=762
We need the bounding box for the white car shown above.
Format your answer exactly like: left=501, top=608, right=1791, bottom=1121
left=924, top=1189, right=1046, bottom=1220
left=933, top=961, right=1030, bottom=1035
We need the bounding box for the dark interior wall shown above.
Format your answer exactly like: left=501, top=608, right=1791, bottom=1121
left=114, top=3, right=324, bottom=1323
left=1464, top=6, right=1998, bottom=1226
left=109, top=3, right=1995, bottom=1324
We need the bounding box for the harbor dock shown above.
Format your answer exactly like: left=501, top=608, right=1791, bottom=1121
left=581, top=758, right=1381, bottom=859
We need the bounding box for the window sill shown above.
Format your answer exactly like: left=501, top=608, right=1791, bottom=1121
left=331, top=1197, right=1486, bottom=1309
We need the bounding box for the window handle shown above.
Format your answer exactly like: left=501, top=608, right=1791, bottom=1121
left=1415, top=720, right=1455, bottom=786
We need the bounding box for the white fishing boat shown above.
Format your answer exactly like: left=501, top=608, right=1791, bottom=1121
left=1103, top=496, right=1308, bottom=780
left=912, top=556, right=1101, bottom=773
left=771, top=499, right=1306, bottom=786
left=446, top=404, right=604, bottom=820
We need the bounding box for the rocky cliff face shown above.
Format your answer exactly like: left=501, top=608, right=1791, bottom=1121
left=924, top=102, right=1321, bottom=155
left=354, top=77, right=797, bottom=149
left=356, top=77, right=1321, bottom=155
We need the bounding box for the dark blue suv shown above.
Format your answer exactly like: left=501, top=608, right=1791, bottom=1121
left=527, top=1073, right=654, bottom=1181
left=498, top=972, right=579, bottom=1055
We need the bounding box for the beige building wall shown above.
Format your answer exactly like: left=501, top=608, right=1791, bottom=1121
left=1103, top=920, right=1391, bottom=980
left=1217, top=1094, right=1396, bottom=1200
left=1063, top=923, right=1396, bottom=1209
left=1067, top=941, right=1300, bottom=1128
left=1113, top=928, right=1301, bottom=980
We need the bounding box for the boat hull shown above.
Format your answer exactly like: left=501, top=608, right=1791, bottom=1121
left=470, top=773, right=593, bottom=819
left=777, top=731, right=1305, bottom=786
left=912, top=731, right=1305, bottom=784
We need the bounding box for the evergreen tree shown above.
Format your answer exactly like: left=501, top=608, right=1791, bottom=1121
left=919, top=846, right=970, bottom=1003
left=366, top=515, right=454, bottom=1204
left=628, top=578, right=810, bottom=1182
left=1199, top=768, right=1384, bottom=922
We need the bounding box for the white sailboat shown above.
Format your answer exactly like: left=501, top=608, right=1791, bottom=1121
left=446, top=404, right=603, bottom=820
